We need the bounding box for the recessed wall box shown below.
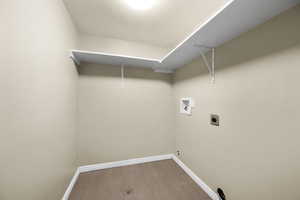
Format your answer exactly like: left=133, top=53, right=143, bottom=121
left=180, top=97, right=195, bottom=115
left=210, top=114, right=220, bottom=126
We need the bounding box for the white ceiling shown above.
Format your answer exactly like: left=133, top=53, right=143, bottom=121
left=63, top=0, right=230, bottom=48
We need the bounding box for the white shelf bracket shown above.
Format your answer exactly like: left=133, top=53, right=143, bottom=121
left=194, top=45, right=215, bottom=84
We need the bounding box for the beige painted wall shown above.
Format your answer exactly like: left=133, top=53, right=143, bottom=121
left=173, top=5, right=300, bottom=200
left=78, top=33, right=169, bottom=60
left=77, top=64, right=175, bottom=165
left=0, top=1, right=78, bottom=199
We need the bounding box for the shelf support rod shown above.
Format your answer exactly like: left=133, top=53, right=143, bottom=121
left=194, top=45, right=215, bottom=84
left=212, top=47, right=215, bottom=83
left=121, top=64, right=125, bottom=88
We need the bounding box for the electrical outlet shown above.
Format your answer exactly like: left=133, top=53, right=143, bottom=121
left=176, top=150, right=181, bottom=156
left=210, top=114, right=220, bottom=126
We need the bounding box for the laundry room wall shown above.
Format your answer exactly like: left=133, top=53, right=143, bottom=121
left=173, top=5, right=300, bottom=200
left=77, top=63, right=175, bottom=165
left=0, top=0, right=78, bottom=199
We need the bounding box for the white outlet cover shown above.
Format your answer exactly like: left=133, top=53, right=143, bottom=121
left=180, top=97, right=195, bottom=115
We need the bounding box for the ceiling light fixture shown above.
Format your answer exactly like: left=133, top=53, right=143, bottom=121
left=125, top=0, right=156, bottom=10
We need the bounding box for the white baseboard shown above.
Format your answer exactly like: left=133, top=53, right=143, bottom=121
left=62, top=169, right=80, bottom=200
left=62, top=154, right=173, bottom=199
left=172, top=155, right=220, bottom=200
left=78, top=154, right=173, bottom=173
left=62, top=154, right=219, bottom=200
